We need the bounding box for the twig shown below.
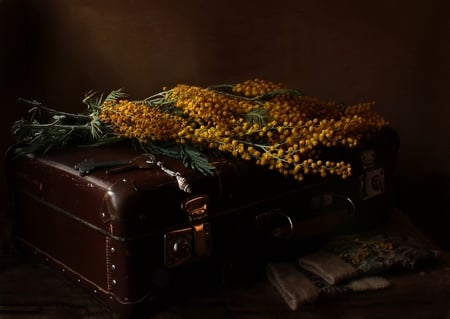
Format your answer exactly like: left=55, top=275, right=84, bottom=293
left=19, top=98, right=91, bottom=120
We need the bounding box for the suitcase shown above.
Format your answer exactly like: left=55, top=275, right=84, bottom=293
left=6, top=127, right=399, bottom=318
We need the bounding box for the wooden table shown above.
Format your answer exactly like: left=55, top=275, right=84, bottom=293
left=1, top=211, right=450, bottom=319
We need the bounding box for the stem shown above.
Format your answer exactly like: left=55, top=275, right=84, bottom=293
left=207, top=84, right=234, bottom=90
left=19, top=122, right=93, bottom=130
left=207, top=87, right=303, bottom=106
left=143, top=91, right=169, bottom=101
left=213, top=90, right=265, bottom=105
left=258, top=89, right=303, bottom=99
left=19, top=98, right=91, bottom=120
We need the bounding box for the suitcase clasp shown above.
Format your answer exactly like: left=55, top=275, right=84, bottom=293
left=359, top=149, right=385, bottom=200
left=182, top=195, right=209, bottom=222
left=164, top=195, right=212, bottom=268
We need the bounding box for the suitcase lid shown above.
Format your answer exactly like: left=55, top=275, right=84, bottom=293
left=8, top=127, right=399, bottom=240
left=8, top=142, right=300, bottom=238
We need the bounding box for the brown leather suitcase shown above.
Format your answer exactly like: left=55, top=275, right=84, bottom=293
left=6, top=128, right=398, bottom=318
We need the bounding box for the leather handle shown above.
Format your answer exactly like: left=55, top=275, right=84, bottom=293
left=256, top=194, right=356, bottom=240
left=272, top=207, right=352, bottom=239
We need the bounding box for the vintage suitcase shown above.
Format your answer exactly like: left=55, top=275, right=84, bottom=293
left=6, top=127, right=399, bottom=318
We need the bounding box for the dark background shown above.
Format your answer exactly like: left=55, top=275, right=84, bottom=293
left=1, top=0, right=449, bottom=255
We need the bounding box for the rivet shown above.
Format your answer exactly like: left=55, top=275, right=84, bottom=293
left=111, top=264, right=116, bottom=270
left=112, top=279, right=117, bottom=286
left=94, top=289, right=98, bottom=294
left=110, top=247, right=115, bottom=253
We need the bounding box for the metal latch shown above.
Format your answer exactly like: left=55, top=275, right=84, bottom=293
left=182, top=195, right=209, bottom=222
left=359, top=167, right=385, bottom=200
left=164, top=195, right=212, bottom=268
left=359, top=149, right=385, bottom=200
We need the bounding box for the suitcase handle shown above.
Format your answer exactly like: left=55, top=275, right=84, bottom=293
left=256, top=194, right=356, bottom=240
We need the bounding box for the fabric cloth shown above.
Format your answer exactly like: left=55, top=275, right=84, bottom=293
left=267, top=233, right=439, bottom=310
left=267, top=262, right=390, bottom=311
left=299, top=234, right=439, bottom=284
left=266, top=263, right=320, bottom=311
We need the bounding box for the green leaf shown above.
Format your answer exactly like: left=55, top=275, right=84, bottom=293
left=257, top=88, right=303, bottom=100
left=244, top=107, right=269, bottom=126
left=180, top=144, right=216, bottom=175
left=83, top=88, right=128, bottom=112
left=104, top=88, right=128, bottom=103
left=140, top=141, right=215, bottom=175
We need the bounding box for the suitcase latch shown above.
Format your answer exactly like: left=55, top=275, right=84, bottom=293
left=182, top=195, right=209, bottom=222
left=359, top=150, right=385, bottom=200
left=164, top=195, right=212, bottom=268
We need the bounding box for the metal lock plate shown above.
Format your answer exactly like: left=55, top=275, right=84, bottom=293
left=359, top=149, right=385, bottom=200
left=359, top=167, right=385, bottom=200
left=164, top=195, right=212, bottom=268
left=163, top=223, right=212, bottom=268
left=164, top=227, right=194, bottom=268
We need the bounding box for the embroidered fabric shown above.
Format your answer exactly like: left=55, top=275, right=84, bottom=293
left=268, top=232, right=439, bottom=311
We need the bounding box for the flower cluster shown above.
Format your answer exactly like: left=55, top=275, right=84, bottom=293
left=232, top=78, right=286, bottom=97
left=98, top=79, right=390, bottom=180
left=99, top=100, right=187, bottom=143
left=331, top=235, right=395, bottom=265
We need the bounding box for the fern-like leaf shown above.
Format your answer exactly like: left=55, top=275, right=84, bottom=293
left=244, top=107, right=269, bottom=126
left=83, top=88, right=128, bottom=112
left=140, top=142, right=215, bottom=175
left=82, top=90, right=101, bottom=111
left=180, top=144, right=215, bottom=175
left=257, top=88, right=302, bottom=101
left=104, top=88, right=128, bottom=103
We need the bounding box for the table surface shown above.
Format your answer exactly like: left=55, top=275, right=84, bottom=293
left=1, top=211, right=450, bottom=319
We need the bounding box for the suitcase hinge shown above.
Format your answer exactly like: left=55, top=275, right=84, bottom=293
left=164, top=195, right=212, bottom=268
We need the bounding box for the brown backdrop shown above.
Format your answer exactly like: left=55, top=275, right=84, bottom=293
left=1, top=0, right=449, bottom=252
